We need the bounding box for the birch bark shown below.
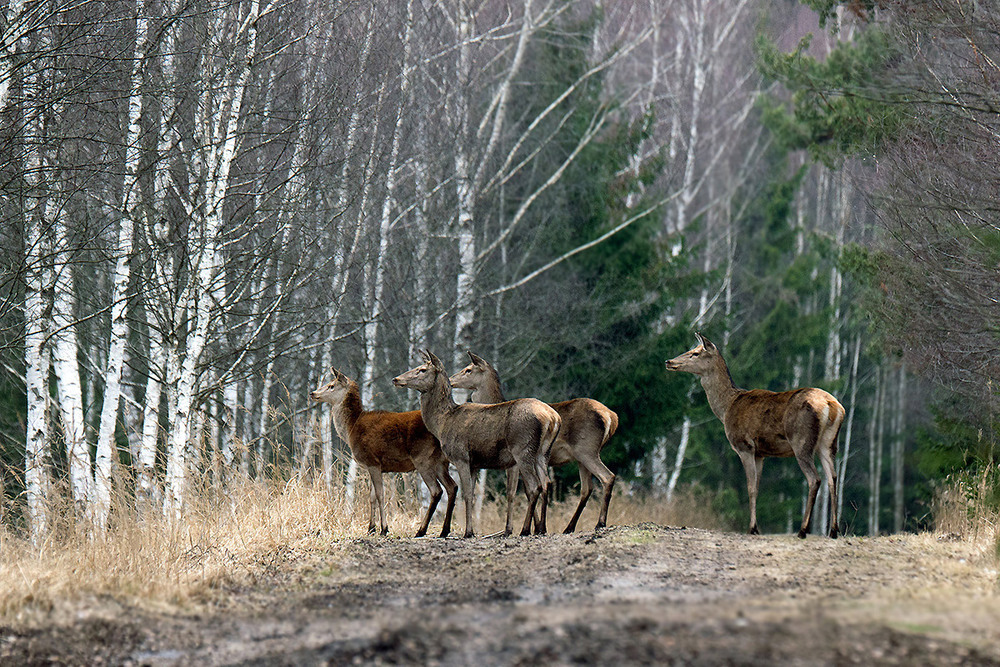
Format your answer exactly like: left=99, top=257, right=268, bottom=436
left=22, top=45, right=50, bottom=535
left=165, top=0, right=261, bottom=515
left=93, top=0, right=148, bottom=529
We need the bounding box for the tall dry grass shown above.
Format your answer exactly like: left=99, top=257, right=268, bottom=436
left=0, top=477, right=354, bottom=623
left=932, top=464, right=1000, bottom=561
left=0, top=474, right=726, bottom=624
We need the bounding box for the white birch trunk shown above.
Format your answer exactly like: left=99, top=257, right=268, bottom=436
left=256, top=366, right=274, bottom=478
left=139, top=334, right=164, bottom=506
left=319, top=343, right=334, bottom=491
left=665, top=416, right=691, bottom=502
left=23, top=100, right=49, bottom=537
left=837, top=333, right=861, bottom=524
left=51, top=200, right=90, bottom=512
left=93, top=0, right=148, bottom=529
left=0, top=0, right=28, bottom=113
left=452, top=1, right=477, bottom=360
left=651, top=435, right=668, bottom=494
left=165, top=0, right=260, bottom=516
left=222, top=380, right=239, bottom=471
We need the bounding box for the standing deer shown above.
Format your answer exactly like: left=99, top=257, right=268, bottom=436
left=666, top=333, right=844, bottom=538
left=450, top=351, right=618, bottom=533
left=392, top=350, right=560, bottom=537
left=310, top=368, right=457, bottom=538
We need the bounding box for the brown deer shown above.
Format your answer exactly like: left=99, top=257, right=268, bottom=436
left=392, top=350, right=561, bottom=538
left=450, top=352, right=618, bottom=533
left=310, top=368, right=457, bottom=538
left=666, top=333, right=844, bottom=539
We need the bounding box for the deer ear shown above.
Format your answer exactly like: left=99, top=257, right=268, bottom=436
left=696, top=333, right=716, bottom=350
left=427, top=350, right=445, bottom=370
left=420, top=349, right=432, bottom=363
left=468, top=351, right=488, bottom=367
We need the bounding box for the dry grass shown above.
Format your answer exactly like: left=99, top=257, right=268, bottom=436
left=0, top=478, right=354, bottom=624
left=0, top=475, right=728, bottom=623
left=932, top=464, right=1000, bottom=562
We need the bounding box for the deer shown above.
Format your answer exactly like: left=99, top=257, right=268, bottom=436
left=392, top=350, right=561, bottom=538
left=666, top=333, right=845, bottom=539
left=449, top=351, right=618, bottom=533
left=310, top=368, right=457, bottom=538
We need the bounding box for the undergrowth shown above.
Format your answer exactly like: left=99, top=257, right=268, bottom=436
left=933, top=464, right=1000, bottom=562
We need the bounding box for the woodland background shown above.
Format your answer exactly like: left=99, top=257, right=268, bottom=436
left=1, top=0, right=997, bottom=539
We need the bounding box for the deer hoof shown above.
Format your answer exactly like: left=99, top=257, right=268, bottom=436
left=367, top=525, right=377, bottom=535
left=748, top=526, right=760, bottom=536
left=829, top=525, right=840, bottom=539
left=464, top=529, right=475, bottom=538
left=380, top=527, right=389, bottom=537
left=438, top=528, right=450, bottom=538
left=797, top=529, right=808, bottom=539
left=414, top=528, right=427, bottom=538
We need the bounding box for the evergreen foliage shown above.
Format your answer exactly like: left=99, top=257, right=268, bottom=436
left=493, top=8, right=697, bottom=483
left=756, top=28, right=906, bottom=165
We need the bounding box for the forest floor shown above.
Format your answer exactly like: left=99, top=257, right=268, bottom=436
left=2, top=523, right=999, bottom=666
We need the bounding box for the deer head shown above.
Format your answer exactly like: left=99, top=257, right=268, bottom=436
left=449, top=351, right=494, bottom=390
left=310, top=367, right=353, bottom=403
left=665, top=333, right=720, bottom=376
left=392, top=349, right=446, bottom=393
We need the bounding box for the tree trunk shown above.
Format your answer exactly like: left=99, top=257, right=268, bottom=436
left=94, top=0, right=147, bottom=529
left=51, top=195, right=90, bottom=513
left=837, top=333, right=861, bottom=525
left=22, top=98, right=50, bottom=538
left=892, top=363, right=906, bottom=532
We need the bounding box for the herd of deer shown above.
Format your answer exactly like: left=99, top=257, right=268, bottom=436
left=310, top=334, right=845, bottom=541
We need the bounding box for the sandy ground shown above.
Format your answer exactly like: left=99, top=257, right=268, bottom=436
left=2, top=523, right=999, bottom=665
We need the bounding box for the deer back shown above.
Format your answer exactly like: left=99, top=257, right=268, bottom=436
left=725, top=387, right=840, bottom=458
left=437, top=398, right=556, bottom=468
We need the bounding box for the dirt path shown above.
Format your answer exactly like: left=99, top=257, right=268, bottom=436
left=3, top=524, right=999, bottom=665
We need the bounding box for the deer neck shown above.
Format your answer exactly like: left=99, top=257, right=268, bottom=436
left=420, top=371, right=457, bottom=433
left=470, top=369, right=505, bottom=403
left=331, top=384, right=363, bottom=443
left=699, top=357, right=741, bottom=422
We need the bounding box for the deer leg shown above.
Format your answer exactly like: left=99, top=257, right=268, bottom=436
left=535, top=467, right=551, bottom=536
left=817, top=443, right=839, bottom=539
left=368, top=467, right=389, bottom=537
left=414, top=469, right=441, bottom=538
left=738, top=450, right=763, bottom=535
left=577, top=450, right=615, bottom=531
left=564, top=464, right=593, bottom=534
left=795, top=450, right=821, bottom=539
left=438, top=463, right=458, bottom=538
left=516, top=462, right=542, bottom=537
left=595, top=464, right=616, bottom=531
left=504, top=466, right=519, bottom=537
left=367, top=476, right=377, bottom=535
left=454, top=459, right=476, bottom=538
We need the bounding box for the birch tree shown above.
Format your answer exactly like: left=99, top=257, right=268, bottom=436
left=92, top=0, right=149, bottom=529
